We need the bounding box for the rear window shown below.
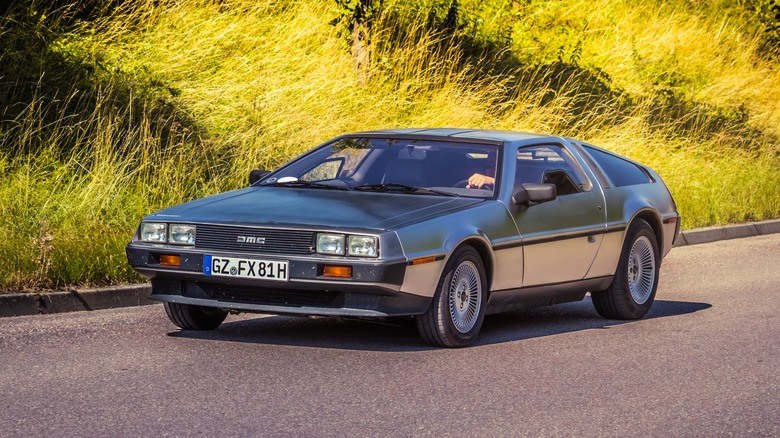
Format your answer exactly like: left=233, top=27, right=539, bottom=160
left=583, top=146, right=652, bottom=187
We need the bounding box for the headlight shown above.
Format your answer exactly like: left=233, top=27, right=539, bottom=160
left=169, top=224, right=196, bottom=245
left=348, top=235, right=378, bottom=257
left=317, top=233, right=345, bottom=255
left=141, top=222, right=167, bottom=243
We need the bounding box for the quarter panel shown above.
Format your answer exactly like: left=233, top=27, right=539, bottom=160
left=586, top=230, right=624, bottom=277
left=587, top=180, right=678, bottom=278
left=619, top=184, right=675, bottom=254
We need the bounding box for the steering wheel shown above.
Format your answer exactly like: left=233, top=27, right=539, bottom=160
left=454, top=180, right=493, bottom=190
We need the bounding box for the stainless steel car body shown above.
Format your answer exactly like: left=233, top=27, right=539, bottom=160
left=126, top=128, right=679, bottom=321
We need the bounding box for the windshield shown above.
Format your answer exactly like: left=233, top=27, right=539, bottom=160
left=260, top=137, right=500, bottom=198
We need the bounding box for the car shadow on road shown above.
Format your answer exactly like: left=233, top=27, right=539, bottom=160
left=478, top=298, right=711, bottom=346
left=168, top=297, right=711, bottom=352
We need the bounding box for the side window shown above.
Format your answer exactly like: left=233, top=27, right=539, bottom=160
left=583, top=146, right=652, bottom=187
left=516, top=145, right=592, bottom=195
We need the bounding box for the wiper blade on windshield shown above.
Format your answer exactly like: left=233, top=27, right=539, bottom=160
left=262, top=179, right=350, bottom=191
left=353, top=183, right=458, bottom=197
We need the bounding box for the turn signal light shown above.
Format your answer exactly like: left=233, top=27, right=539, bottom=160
left=323, top=265, right=352, bottom=278
left=411, top=256, right=436, bottom=265
left=159, top=254, right=181, bottom=267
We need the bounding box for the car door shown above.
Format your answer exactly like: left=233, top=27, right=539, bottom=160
left=510, top=143, right=607, bottom=286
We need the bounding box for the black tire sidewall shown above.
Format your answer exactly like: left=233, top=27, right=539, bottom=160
left=615, top=220, right=660, bottom=318
left=432, top=246, right=488, bottom=346
left=164, top=301, right=228, bottom=330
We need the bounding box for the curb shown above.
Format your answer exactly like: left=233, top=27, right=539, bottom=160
left=1, top=219, right=779, bottom=318
left=0, top=284, right=154, bottom=318
left=673, top=218, right=780, bottom=247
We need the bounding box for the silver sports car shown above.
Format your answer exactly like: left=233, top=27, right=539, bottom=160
left=126, top=129, right=680, bottom=347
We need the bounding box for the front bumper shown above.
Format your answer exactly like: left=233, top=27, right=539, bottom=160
left=126, top=245, right=431, bottom=317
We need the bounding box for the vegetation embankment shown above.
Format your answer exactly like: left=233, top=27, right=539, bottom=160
left=1, top=0, right=779, bottom=291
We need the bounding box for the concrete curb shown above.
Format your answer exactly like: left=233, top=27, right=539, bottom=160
left=673, top=218, right=780, bottom=247
left=0, top=284, right=154, bottom=318
left=1, top=218, right=779, bottom=318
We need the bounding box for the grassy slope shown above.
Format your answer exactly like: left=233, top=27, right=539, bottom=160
left=1, top=0, right=778, bottom=290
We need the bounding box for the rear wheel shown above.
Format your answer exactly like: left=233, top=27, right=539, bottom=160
left=164, top=302, right=228, bottom=330
left=592, top=219, right=659, bottom=319
left=416, top=246, right=487, bottom=347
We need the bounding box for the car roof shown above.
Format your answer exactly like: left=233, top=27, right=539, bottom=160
left=346, top=128, right=559, bottom=144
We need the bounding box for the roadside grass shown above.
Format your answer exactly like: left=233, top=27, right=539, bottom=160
left=0, top=0, right=778, bottom=290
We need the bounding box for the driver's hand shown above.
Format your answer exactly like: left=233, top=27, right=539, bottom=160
left=467, top=173, right=495, bottom=188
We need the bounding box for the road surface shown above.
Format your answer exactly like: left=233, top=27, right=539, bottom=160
left=1, top=234, right=778, bottom=436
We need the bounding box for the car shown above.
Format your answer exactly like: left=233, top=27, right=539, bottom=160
left=126, top=128, right=680, bottom=347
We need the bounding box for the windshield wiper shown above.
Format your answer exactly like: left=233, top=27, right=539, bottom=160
left=353, top=183, right=459, bottom=197
left=262, top=179, right=350, bottom=191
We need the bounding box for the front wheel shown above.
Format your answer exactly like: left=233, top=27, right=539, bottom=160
left=164, top=302, right=228, bottom=330
left=592, top=219, right=659, bottom=319
left=416, top=246, right=487, bottom=347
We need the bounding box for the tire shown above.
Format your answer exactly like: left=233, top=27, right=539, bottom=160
left=164, top=302, right=228, bottom=330
left=416, top=246, right=487, bottom=347
left=592, top=219, right=660, bottom=320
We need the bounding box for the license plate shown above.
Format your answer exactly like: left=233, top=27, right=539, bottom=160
left=203, top=255, right=289, bottom=281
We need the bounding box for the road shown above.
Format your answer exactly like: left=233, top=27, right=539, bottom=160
left=1, top=234, right=779, bottom=437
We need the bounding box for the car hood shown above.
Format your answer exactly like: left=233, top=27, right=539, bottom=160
left=146, top=186, right=485, bottom=230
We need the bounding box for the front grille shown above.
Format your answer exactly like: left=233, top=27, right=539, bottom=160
left=195, top=224, right=315, bottom=255
left=194, top=283, right=343, bottom=308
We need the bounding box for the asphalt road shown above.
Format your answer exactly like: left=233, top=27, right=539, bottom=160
left=1, top=234, right=778, bottom=437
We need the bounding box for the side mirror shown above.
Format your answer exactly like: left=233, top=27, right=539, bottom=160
left=512, top=183, right=557, bottom=205
left=248, top=170, right=271, bottom=185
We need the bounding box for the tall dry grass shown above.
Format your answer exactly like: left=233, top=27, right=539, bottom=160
left=1, top=0, right=778, bottom=290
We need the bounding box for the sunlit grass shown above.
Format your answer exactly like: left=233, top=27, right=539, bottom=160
left=0, top=0, right=778, bottom=290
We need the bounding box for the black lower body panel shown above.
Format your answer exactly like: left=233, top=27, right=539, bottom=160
left=149, top=279, right=431, bottom=317
left=486, top=276, right=613, bottom=315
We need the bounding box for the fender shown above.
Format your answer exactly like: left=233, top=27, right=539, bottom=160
left=395, top=201, right=516, bottom=298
